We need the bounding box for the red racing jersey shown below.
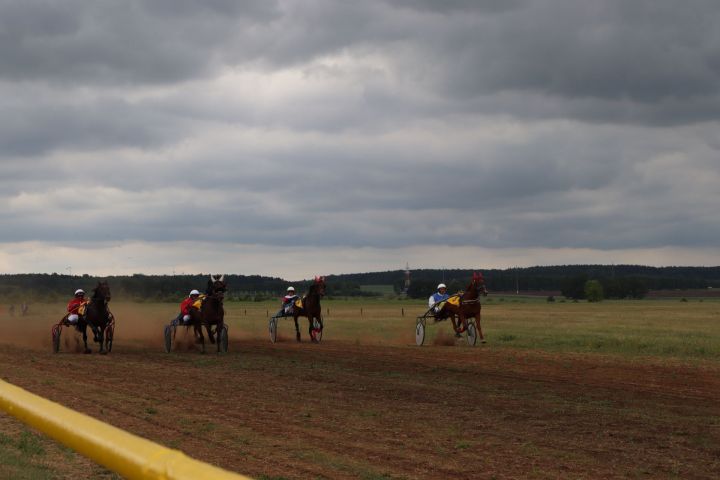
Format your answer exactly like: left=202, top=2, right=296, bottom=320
left=67, top=297, right=85, bottom=314
left=180, top=297, right=197, bottom=315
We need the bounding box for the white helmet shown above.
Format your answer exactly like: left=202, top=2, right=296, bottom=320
left=287, top=286, right=295, bottom=292
left=189, top=289, right=200, bottom=296
left=437, top=283, right=447, bottom=290
left=74, top=289, right=85, bottom=295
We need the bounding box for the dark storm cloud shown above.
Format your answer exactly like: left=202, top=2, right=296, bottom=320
left=381, top=0, right=720, bottom=125
left=0, top=0, right=278, bottom=84
left=1, top=0, right=719, bottom=265
left=2, top=0, right=719, bottom=124
left=0, top=91, right=186, bottom=156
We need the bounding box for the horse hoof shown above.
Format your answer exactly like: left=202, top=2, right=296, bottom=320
left=84, top=349, right=91, bottom=354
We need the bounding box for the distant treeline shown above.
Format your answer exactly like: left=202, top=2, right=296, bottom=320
left=0, top=273, right=379, bottom=302
left=1, top=265, right=719, bottom=302
left=329, top=265, right=720, bottom=300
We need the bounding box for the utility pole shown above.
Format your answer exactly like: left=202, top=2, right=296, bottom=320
left=403, top=263, right=411, bottom=294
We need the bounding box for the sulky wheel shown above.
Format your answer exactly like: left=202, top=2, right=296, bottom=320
left=415, top=318, right=426, bottom=346
left=466, top=321, right=478, bottom=347
left=218, top=325, right=229, bottom=353
left=269, top=318, right=278, bottom=343
left=52, top=325, right=61, bottom=353
left=163, top=325, right=173, bottom=353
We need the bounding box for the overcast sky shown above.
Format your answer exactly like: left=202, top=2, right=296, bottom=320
left=1, top=0, right=719, bottom=279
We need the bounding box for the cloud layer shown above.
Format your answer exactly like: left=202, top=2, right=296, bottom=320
left=1, top=0, right=719, bottom=275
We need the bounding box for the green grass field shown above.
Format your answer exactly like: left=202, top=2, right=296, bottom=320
left=230, top=296, right=720, bottom=361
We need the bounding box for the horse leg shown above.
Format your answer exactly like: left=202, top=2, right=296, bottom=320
left=308, top=317, right=314, bottom=343
left=195, top=323, right=206, bottom=354
left=216, top=320, right=224, bottom=353
left=87, top=318, right=100, bottom=342
left=477, top=312, right=486, bottom=343
left=450, top=314, right=460, bottom=334
left=293, top=314, right=301, bottom=342
left=82, top=325, right=91, bottom=354
left=206, top=324, right=215, bottom=344
left=456, top=313, right=467, bottom=338
left=98, top=328, right=106, bottom=355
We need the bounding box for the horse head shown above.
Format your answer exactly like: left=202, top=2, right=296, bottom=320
left=313, top=276, right=326, bottom=297
left=92, top=281, right=111, bottom=304
left=207, top=274, right=227, bottom=299
left=461, top=272, right=484, bottom=300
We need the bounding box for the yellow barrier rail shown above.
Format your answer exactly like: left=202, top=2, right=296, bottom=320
left=0, top=379, right=252, bottom=480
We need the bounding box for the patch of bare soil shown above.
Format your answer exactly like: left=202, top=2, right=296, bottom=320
left=1, top=336, right=719, bottom=479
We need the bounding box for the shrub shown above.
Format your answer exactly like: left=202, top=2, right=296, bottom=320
left=584, top=280, right=604, bottom=302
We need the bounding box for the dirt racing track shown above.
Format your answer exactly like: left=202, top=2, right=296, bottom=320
left=1, top=318, right=720, bottom=479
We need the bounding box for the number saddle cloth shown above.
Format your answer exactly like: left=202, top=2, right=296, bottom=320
left=435, top=295, right=460, bottom=312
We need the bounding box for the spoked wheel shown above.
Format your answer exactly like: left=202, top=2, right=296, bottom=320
left=163, top=325, right=173, bottom=353
left=52, top=325, right=61, bottom=353
left=466, top=321, right=478, bottom=346
left=218, top=325, right=229, bottom=353
left=415, top=318, right=426, bottom=346
left=104, top=325, right=114, bottom=353
left=269, top=317, right=278, bottom=343
left=311, top=318, right=323, bottom=343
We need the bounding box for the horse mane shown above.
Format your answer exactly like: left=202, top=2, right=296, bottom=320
left=461, top=272, right=484, bottom=300
left=91, top=281, right=108, bottom=301
left=306, top=276, right=325, bottom=296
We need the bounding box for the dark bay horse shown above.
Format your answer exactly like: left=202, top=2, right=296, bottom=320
left=442, top=272, right=488, bottom=343
left=80, top=281, right=113, bottom=354
left=292, top=276, right=326, bottom=343
left=197, top=274, right=227, bottom=353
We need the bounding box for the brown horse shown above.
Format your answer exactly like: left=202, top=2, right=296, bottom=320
left=292, top=276, right=326, bottom=343
left=197, top=274, right=227, bottom=353
left=81, top=281, right=114, bottom=354
left=442, top=272, right=488, bottom=342
left=52, top=281, right=113, bottom=354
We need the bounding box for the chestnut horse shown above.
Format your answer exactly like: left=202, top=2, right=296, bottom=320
left=292, top=276, right=326, bottom=343
left=81, top=280, right=113, bottom=354
left=442, top=272, right=488, bottom=342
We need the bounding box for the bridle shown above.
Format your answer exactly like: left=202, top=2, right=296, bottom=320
left=460, top=277, right=483, bottom=304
